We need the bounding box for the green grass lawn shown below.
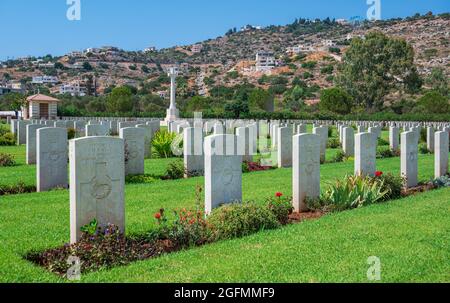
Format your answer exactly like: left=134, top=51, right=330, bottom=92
left=0, top=145, right=343, bottom=187
left=0, top=147, right=448, bottom=282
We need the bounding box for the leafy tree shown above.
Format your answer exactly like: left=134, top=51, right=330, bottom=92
left=106, top=86, right=134, bottom=113
left=54, top=62, right=64, bottom=69
left=224, top=99, right=249, bottom=118
left=336, top=31, right=421, bottom=110
left=426, top=68, right=449, bottom=96
left=3, top=92, right=26, bottom=118
left=185, top=96, right=208, bottom=112
left=416, top=91, right=449, bottom=114
left=248, top=89, right=274, bottom=111
left=82, top=62, right=93, bottom=71
left=319, top=87, right=353, bottom=114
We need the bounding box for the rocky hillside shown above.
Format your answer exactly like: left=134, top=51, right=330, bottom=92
left=1, top=13, right=448, bottom=98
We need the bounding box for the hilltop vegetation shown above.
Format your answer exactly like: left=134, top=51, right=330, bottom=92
left=0, top=13, right=449, bottom=120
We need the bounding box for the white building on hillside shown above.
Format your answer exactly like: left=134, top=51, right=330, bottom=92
left=59, top=82, right=86, bottom=97
left=191, top=44, right=203, bottom=53
left=323, top=40, right=336, bottom=47
left=286, top=44, right=315, bottom=54
left=144, top=46, right=156, bottom=53
left=32, top=76, right=59, bottom=84
left=255, top=51, right=276, bottom=72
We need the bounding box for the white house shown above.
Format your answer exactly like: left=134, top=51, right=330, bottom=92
left=38, top=62, right=55, bottom=68
left=144, top=46, right=156, bottom=53
left=323, top=40, right=336, bottom=47
left=286, top=44, right=315, bottom=54
left=256, top=51, right=276, bottom=72
left=32, top=76, right=59, bottom=84
left=59, top=82, right=86, bottom=97
left=191, top=44, right=203, bottom=54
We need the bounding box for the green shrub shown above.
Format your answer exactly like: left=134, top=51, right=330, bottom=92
left=149, top=207, right=211, bottom=248
left=432, top=176, right=450, bottom=188
left=207, top=202, right=280, bottom=241
left=165, top=160, right=185, bottom=180
left=125, top=174, right=157, bottom=184
left=0, top=181, right=36, bottom=196
left=418, top=143, right=431, bottom=154
left=327, top=137, right=340, bottom=148
left=67, top=128, right=76, bottom=140
left=376, top=172, right=404, bottom=200
left=328, top=127, right=334, bottom=138
left=266, top=193, right=293, bottom=225
left=377, top=146, right=399, bottom=158
left=0, top=153, right=16, bottom=167
left=420, top=128, right=427, bottom=143
left=0, top=132, right=16, bottom=146
left=320, top=175, right=388, bottom=212
left=152, top=130, right=178, bottom=158
left=377, top=138, right=389, bottom=146
left=329, top=149, right=346, bottom=163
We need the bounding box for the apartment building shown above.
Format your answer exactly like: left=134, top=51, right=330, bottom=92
left=32, top=75, right=59, bottom=84
left=59, top=82, right=87, bottom=97
left=255, top=51, right=276, bottom=72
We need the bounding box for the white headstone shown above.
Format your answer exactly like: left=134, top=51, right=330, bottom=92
left=277, top=126, right=293, bottom=168
left=236, top=127, right=253, bottom=162
left=389, top=126, right=399, bottom=152
left=435, top=131, right=449, bottom=178
left=293, top=134, right=321, bottom=212
left=17, top=120, right=28, bottom=145
left=136, top=124, right=153, bottom=159
left=86, top=124, right=109, bottom=137
left=26, top=124, right=45, bottom=165
left=312, top=126, right=328, bottom=164
left=69, top=137, right=125, bottom=244
left=297, top=123, right=307, bottom=134
left=355, top=132, right=377, bottom=177
left=213, top=123, right=224, bottom=135
left=204, top=134, right=243, bottom=214
left=343, top=127, right=355, bottom=157
left=427, top=127, right=435, bottom=153
left=184, top=127, right=204, bottom=176
left=401, top=131, right=418, bottom=188
left=120, top=127, right=145, bottom=176
left=37, top=127, right=68, bottom=192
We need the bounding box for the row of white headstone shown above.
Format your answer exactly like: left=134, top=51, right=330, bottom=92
left=66, top=126, right=448, bottom=244
left=19, top=122, right=160, bottom=192
left=7, top=118, right=448, bottom=244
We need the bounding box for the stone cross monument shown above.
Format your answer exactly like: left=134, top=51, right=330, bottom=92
left=165, top=67, right=180, bottom=122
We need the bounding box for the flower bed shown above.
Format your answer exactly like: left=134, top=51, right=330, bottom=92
left=25, top=173, right=449, bottom=278
left=26, top=190, right=297, bottom=277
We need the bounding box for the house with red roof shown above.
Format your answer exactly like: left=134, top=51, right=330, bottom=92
left=22, top=94, right=60, bottom=120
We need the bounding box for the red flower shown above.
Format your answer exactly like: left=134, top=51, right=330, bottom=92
left=275, top=192, right=283, bottom=198
left=154, top=213, right=161, bottom=220
left=375, top=171, right=383, bottom=177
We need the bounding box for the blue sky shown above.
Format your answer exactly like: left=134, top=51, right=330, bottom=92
left=0, top=0, right=448, bottom=60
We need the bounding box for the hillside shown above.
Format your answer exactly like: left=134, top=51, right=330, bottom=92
left=0, top=13, right=449, bottom=100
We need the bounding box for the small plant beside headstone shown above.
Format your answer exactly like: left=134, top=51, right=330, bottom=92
left=0, top=153, right=16, bottom=167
